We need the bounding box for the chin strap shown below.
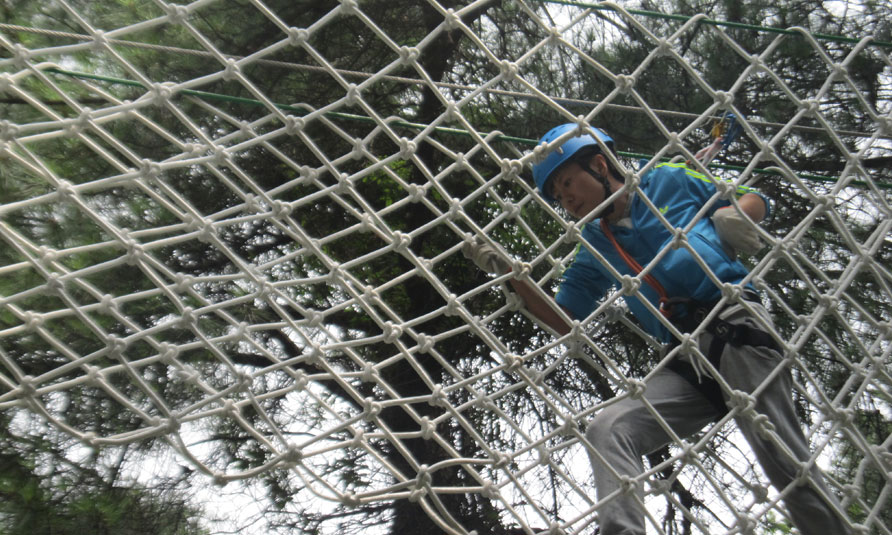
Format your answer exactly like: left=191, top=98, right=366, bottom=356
left=582, top=164, right=615, bottom=218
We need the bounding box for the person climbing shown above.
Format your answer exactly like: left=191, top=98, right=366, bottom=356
left=463, top=122, right=851, bottom=535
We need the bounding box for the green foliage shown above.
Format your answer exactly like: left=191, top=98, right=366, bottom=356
left=2, top=0, right=890, bottom=534
left=0, top=418, right=207, bottom=535
left=759, top=512, right=794, bottom=534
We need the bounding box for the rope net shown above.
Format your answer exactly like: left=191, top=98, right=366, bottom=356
left=1, top=1, right=890, bottom=534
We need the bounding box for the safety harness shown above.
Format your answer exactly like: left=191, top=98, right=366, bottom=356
left=599, top=218, right=781, bottom=416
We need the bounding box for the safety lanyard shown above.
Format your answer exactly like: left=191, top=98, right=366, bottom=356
left=599, top=218, right=673, bottom=318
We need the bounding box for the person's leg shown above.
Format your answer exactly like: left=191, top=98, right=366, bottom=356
left=585, top=368, right=718, bottom=535
left=717, top=305, right=852, bottom=535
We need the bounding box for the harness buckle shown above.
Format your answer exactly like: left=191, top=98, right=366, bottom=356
left=661, top=296, right=692, bottom=320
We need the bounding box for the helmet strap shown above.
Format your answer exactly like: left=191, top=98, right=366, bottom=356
left=582, top=164, right=615, bottom=218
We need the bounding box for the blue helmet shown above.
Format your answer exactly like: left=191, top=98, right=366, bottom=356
left=531, top=123, right=614, bottom=203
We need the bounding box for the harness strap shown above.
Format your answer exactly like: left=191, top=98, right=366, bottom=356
left=598, top=216, right=782, bottom=415
left=706, top=318, right=782, bottom=364
left=599, top=218, right=673, bottom=317
left=667, top=297, right=782, bottom=419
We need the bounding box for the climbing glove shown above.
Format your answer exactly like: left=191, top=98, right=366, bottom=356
left=462, top=238, right=511, bottom=274
left=712, top=206, right=763, bottom=255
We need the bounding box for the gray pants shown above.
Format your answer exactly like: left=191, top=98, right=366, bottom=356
left=585, top=304, right=851, bottom=535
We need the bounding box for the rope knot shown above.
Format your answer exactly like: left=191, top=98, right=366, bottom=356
left=619, top=475, right=639, bottom=494
left=420, top=417, right=436, bottom=440
left=713, top=90, right=733, bottom=107
left=430, top=384, right=448, bottom=407
left=499, top=59, right=518, bottom=80
left=288, top=27, right=309, bottom=46
left=482, top=481, right=500, bottom=500
left=627, top=379, right=646, bottom=399
left=361, top=398, right=381, bottom=422
left=620, top=275, right=641, bottom=295
left=614, top=74, right=635, bottom=93
left=398, top=46, right=419, bottom=66
left=163, top=3, right=189, bottom=23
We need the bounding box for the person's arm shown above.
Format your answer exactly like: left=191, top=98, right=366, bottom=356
left=712, top=192, right=769, bottom=255
left=462, top=238, right=574, bottom=336
left=737, top=192, right=767, bottom=223
left=678, top=164, right=770, bottom=255
left=508, top=278, right=572, bottom=336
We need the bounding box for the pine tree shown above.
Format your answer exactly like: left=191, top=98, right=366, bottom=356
left=2, top=1, right=889, bottom=534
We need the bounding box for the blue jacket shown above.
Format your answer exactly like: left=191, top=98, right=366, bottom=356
left=555, top=162, right=770, bottom=342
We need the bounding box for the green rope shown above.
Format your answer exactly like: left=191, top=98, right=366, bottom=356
left=42, top=67, right=888, bottom=190
left=531, top=0, right=892, bottom=49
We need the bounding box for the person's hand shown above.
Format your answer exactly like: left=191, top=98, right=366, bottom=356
left=712, top=206, right=763, bottom=255
left=462, top=237, right=511, bottom=274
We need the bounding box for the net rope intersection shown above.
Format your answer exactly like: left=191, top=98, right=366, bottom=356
left=1, top=1, right=890, bottom=534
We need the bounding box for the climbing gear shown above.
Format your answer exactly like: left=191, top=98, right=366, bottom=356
left=691, top=112, right=744, bottom=165
left=675, top=290, right=781, bottom=357
left=599, top=218, right=673, bottom=317
left=600, top=216, right=779, bottom=415
left=532, top=123, right=614, bottom=203
left=665, top=289, right=780, bottom=417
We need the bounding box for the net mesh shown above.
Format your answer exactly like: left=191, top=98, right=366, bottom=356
left=1, top=1, right=890, bottom=534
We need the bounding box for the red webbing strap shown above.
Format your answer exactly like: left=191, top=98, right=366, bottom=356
left=599, top=218, right=673, bottom=318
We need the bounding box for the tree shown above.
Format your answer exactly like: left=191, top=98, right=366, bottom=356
left=1, top=0, right=889, bottom=534
left=0, top=412, right=207, bottom=535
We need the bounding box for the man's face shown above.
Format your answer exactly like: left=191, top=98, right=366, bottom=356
left=548, top=156, right=606, bottom=219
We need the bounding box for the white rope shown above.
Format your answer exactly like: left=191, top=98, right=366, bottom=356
left=2, top=22, right=885, bottom=142
left=1, top=1, right=890, bottom=534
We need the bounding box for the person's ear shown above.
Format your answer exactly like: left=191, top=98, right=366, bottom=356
left=589, top=153, right=609, bottom=177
